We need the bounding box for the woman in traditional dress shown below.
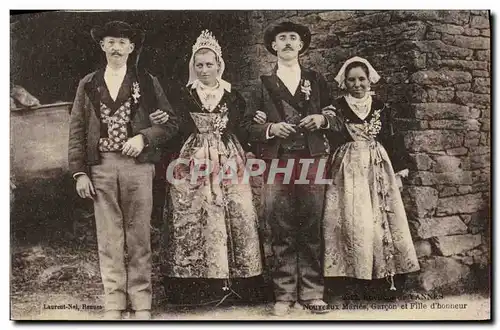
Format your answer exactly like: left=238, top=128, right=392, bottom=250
left=322, top=56, right=420, bottom=300
left=150, top=30, right=265, bottom=305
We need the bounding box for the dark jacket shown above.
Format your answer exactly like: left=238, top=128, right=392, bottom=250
left=68, top=68, right=178, bottom=176
left=165, top=85, right=252, bottom=154
left=330, top=96, right=410, bottom=172
left=243, top=66, right=341, bottom=159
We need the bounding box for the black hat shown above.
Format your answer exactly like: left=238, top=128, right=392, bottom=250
left=264, top=21, right=311, bottom=56
left=90, top=20, right=145, bottom=46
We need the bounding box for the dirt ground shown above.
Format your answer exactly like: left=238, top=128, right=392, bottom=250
left=11, top=292, right=490, bottom=321
left=10, top=243, right=490, bottom=321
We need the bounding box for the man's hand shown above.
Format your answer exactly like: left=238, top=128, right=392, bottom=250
left=122, top=134, right=145, bottom=158
left=269, top=122, right=297, bottom=139
left=298, top=114, right=326, bottom=131
left=149, top=109, right=169, bottom=125
left=76, top=174, right=95, bottom=200
left=253, top=111, right=267, bottom=124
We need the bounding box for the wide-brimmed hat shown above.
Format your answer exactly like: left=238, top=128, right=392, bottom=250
left=264, top=21, right=311, bottom=56
left=90, top=20, right=145, bottom=46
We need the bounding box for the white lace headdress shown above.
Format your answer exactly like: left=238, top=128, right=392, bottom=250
left=334, top=56, right=381, bottom=90
left=186, top=29, right=230, bottom=91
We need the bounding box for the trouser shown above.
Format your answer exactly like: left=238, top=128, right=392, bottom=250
left=262, top=150, right=328, bottom=302
left=90, top=152, right=154, bottom=311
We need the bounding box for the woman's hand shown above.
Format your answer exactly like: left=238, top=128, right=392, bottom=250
left=395, top=169, right=409, bottom=191
left=321, top=105, right=337, bottom=117
left=245, top=151, right=256, bottom=159
left=253, top=111, right=267, bottom=124
left=149, top=109, right=170, bottom=124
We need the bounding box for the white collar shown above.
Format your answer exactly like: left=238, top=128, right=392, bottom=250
left=190, top=79, right=231, bottom=92
left=105, top=65, right=127, bottom=77
left=277, top=61, right=301, bottom=73
left=345, top=93, right=371, bottom=105
left=345, top=94, right=373, bottom=120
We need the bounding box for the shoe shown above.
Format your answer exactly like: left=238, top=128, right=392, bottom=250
left=103, top=310, right=123, bottom=320
left=301, top=299, right=330, bottom=314
left=271, top=301, right=294, bottom=316
left=134, top=310, right=152, bottom=320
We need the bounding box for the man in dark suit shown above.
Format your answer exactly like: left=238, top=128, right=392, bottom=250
left=68, top=21, right=178, bottom=320
left=244, top=22, right=342, bottom=316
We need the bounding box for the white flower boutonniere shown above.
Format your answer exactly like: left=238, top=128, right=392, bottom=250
left=132, top=82, right=141, bottom=104
left=301, top=79, right=312, bottom=100
left=363, top=109, right=382, bottom=137
left=214, top=103, right=229, bottom=135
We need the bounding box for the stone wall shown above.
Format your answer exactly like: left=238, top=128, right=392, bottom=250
left=236, top=10, right=490, bottom=293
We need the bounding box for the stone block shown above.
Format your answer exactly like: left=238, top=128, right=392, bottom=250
left=452, top=255, right=474, bottom=266
left=394, top=118, right=428, bottom=130
left=412, top=216, right=468, bottom=239
left=472, top=70, right=489, bottom=77
left=463, top=28, right=481, bottom=36
left=480, top=29, right=490, bottom=37
left=428, top=119, right=480, bottom=131
left=475, top=50, right=490, bottom=61
left=446, top=147, right=468, bottom=156
left=416, top=256, right=471, bottom=292
left=428, top=23, right=464, bottom=35
left=470, top=15, right=490, bottom=29
left=410, top=70, right=471, bottom=86
left=431, top=59, right=488, bottom=71
left=432, top=155, right=462, bottom=172
left=455, top=83, right=471, bottom=91
left=461, top=154, right=490, bottom=171
left=442, top=34, right=490, bottom=50
left=436, top=193, right=485, bottom=216
left=460, top=214, right=472, bottom=225
left=469, top=146, right=489, bottom=155
left=414, top=40, right=474, bottom=59
left=439, top=186, right=458, bottom=197
left=402, top=186, right=439, bottom=218
left=328, top=12, right=391, bottom=33
left=411, top=103, right=477, bottom=120
left=436, top=90, right=455, bottom=102
left=392, top=10, right=469, bottom=25
left=405, top=130, right=464, bottom=153
left=310, top=33, right=340, bottom=49
left=409, top=171, right=473, bottom=186
left=414, top=240, right=433, bottom=258
left=468, top=211, right=489, bottom=234
left=432, top=234, right=482, bottom=256
left=480, top=119, right=490, bottom=131
left=458, top=186, right=473, bottom=194
left=480, top=132, right=490, bottom=146
left=409, top=153, right=434, bottom=170
left=474, top=77, right=490, bottom=87
left=318, top=11, right=357, bottom=22
left=426, top=32, right=441, bottom=40
left=472, top=86, right=490, bottom=94
left=455, top=92, right=490, bottom=106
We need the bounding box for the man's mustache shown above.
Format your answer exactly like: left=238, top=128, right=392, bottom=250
left=111, top=51, right=122, bottom=56
left=282, top=46, right=294, bottom=51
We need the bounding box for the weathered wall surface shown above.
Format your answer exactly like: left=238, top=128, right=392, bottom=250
left=237, top=10, right=490, bottom=293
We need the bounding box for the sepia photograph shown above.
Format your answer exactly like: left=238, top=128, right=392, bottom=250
left=9, top=9, right=491, bottom=321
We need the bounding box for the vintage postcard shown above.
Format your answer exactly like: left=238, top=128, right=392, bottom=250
left=10, top=9, right=491, bottom=321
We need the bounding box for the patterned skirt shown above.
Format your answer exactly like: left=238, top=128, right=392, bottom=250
left=323, top=141, right=420, bottom=282
left=163, top=132, right=263, bottom=279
